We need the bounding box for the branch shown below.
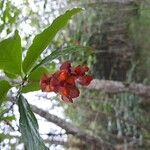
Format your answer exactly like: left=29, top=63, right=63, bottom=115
left=31, top=104, right=114, bottom=150
left=87, top=79, right=150, bottom=99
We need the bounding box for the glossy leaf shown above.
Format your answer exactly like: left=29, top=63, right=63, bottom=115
left=30, top=46, right=90, bottom=74
left=0, top=80, right=11, bottom=102
left=22, top=66, right=48, bottom=93
left=18, top=95, right=48, bottom=150
left=23, top=8, right=83, bottom=74
left=0, top=30, right=22, bottom=75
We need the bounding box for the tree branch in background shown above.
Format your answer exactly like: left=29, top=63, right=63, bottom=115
left=87, top=79, right=150, bottom=99
left=31, top=104, right=114, bottom=150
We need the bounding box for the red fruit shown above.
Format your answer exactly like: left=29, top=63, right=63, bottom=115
left=40, top=62, right=93, bottom=103
left=60, top=61, right=71, bottom=70
left=61, top=95, right=73, bottom=103
left=69, top=86, right=80, bottom=98
left=45, top=84, right=54, bottom=92
left=74, top=65, right=84, bottom=76
left=40, top=83, right=47, bottom=91
left=40, top=74, right=52, bottom=91
left=49, top=77, right=59, bottom=92
left=82, top=66, right=89, bottom=72
left=66, top=76, right=76, bottom=85
left=78, top=75, right=93, bottom=86
left=74, top=65, right=89, bottom=76
left=59, top=87, right=69, bottom=97
left=40, top=74, right=51, bottom=84
left=58, top=70, right=69, bottom=81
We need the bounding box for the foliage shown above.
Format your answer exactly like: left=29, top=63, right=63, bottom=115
left=0, top=80, right=11, bottom=104
left=18, top=95, right=48, bottom=150
left=0, top=30, right=22, bottom=75
left=0, top=0, right=20, bottom=36
left=0, top=8, right=83, bottom=149
left=23, top=8, right=83, bottom=74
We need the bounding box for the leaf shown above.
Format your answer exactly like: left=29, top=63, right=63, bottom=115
left=23, top=8, right=83, bottom=74
left=0, top=115, right=16, bottom=121
left=0, top=30, right=22, bottom=75
left=4, top=71, right=18, bottom=79
left=22, top=66, right=48, bottom=93
left=0, top=80, right=11, bottom=102
left=18, top=95, right=48, bottom=150
left=30, top=46, right=90, bottom=74
left=48, top=62, right=57, bottom=74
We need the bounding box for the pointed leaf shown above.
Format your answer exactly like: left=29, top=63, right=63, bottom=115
left=18, top=95, right=48, bottom=150
left=0, top=30, right=22, bottom=75
left=30, top=46, right=90, bottom=74
left=22, top=66, right=48, bottom=93
left=23, top=8, right=83, bottom=74
left=0, top=80, right=11, bottom=102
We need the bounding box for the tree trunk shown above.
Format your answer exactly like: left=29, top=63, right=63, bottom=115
left=91, top=0, right=138, bottom=81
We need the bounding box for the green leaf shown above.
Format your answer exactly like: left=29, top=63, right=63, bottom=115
left=0, top=80, right=11, bottom=102
left=0, top=115, right=16, bottom=121
left=4, top=71, right=18, bottom=79
left=23, top=8, right=83, bottom=74
left=30, top=46, right=90, bottom=74
left=18, top=95, right=48, bottom=150
left=22, top=66, right=48, bottom=93
left=0, top=30, right=22, bottom=75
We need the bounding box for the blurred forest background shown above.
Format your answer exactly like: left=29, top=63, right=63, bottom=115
left=0, top=0, right=150, bottom=149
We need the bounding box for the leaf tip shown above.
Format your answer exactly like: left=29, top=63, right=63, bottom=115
left=73, top=7, right=84, bottom=12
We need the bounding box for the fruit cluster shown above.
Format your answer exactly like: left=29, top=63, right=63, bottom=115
left=40, top=61, right=93, bottom=102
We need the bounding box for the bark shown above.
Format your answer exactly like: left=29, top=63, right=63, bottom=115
left=91, top=0, right=139, bottom=81
left=31, top=104, right=114, bottom=150
left=87, top=79, right=150, bottom=99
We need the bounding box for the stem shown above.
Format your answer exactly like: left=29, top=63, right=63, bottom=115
left=16, top=76, right=28, bottom=99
